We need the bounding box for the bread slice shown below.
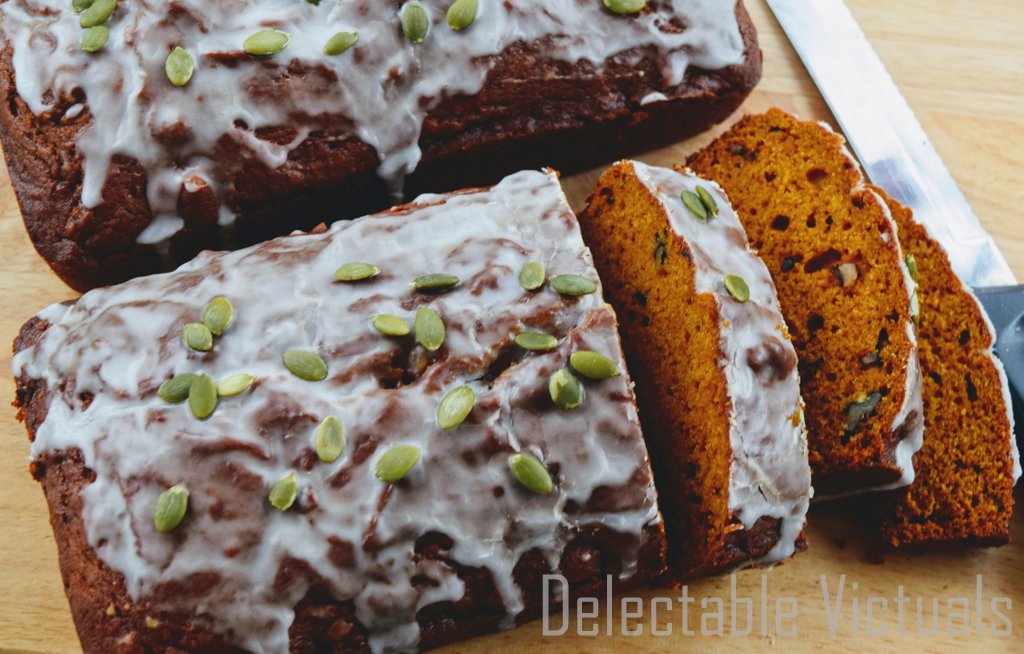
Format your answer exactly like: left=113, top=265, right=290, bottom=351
left=871, top=188, right=1019, bottom=546
left=687, top=109, right=925, bottom=498
left=578, top=160, right=811, bottom=578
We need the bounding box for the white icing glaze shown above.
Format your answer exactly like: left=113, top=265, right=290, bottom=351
left=0, top=0, right=744, bottom=245
left=14, top=170, right=663, bottom=653
left=628, top=161, right=812, bottom=566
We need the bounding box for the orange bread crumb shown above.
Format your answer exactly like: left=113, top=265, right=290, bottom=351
left=579, top=161, right=811, bottom=578
left=687, top=109, right=924, bottom=496
left=872, top=188, right=1017, bottom=547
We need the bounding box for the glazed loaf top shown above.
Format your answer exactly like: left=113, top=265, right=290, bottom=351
left=1, top=0, right=746, bottom=246
left=13, top=169, right=664, bottom=653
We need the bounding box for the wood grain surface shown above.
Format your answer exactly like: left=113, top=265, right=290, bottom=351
left=1, top=0, right=1021, bottom=651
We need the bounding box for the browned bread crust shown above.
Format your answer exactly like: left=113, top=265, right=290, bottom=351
left=0, top=2, right=760, bottom=292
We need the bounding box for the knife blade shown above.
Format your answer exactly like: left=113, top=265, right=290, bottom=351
left=765, top=0, right=1023, bottom=430
left=764, top=0, right=1016, bottom=288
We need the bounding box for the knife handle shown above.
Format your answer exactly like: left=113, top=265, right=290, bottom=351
left=974, top=286, right=1024, bottom=441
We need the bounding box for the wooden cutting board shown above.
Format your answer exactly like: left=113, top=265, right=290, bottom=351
left=1, top=0, right=1021, bottom=651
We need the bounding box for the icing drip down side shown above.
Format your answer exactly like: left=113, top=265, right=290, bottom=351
left=0, top=0, right=745, bottom=244
left=630, top=161, right=812, bottom=566
left=13, top=170, right=663, bottom=653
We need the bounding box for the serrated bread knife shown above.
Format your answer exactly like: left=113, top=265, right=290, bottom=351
left=765, top=0, right=1024, bottom=432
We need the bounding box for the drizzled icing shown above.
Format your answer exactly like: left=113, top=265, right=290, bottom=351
left=13, top=170, right=663, bottom=653
left=0, top=0, right=745, bottom=245
left=629, top=161, right=812, bottom=566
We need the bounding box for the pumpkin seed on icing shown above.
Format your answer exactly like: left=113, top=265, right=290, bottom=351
left=905, top=254, right=919, bottom=282
left=549, top=368, right=583, bottom=410
left=724, top=274, right=750, bottom=302
left=315, top=415, right=346, bottom=463
left=158, top=373, right=198, bottom=403
left=81, top=25, right=109, bottom=53
left=446, top=0, right=477, bottom=30
left=509, top=453, right=553, bottom=494
left=79, top=0, right=116, bottom=28
left=335, top=262, right=380, bottom=282
left=72, top=0, right=95, bottom=13
left=414, top=307, right=445, bottom=351
left=216, top=373, right=255, bottom=397
left=201, top=296, right=234, bottom=335
left=681, top=190, right=709, bottom=221
left=152, top=485, right=188, bottom=533
left=268, top=472, right=298, bottom=511
left=518, top=261, right=546, bottom=291
left=549, top=274, right=596, bottom=296
left=372, top=314, right=411, bottom=336
left=695, top=186, right=719, bottom=216
left=188, top=373, right=217, bottom=419
left=401, top=2, right=430, bottom=44
left=244, top=29, right=292, bottom=56
left=412, top=273, right=460, bottom=291
left=602, top=0, right=646, bottom=14
left=515, top=331, right=558, bottom=351
left=437, top=385, right=474, bottom=430
left=569, top=350, right=620, bottom=380
left=375, top=445, right=421, bottom=483
left=323, top=31, right=358, bottom=56
left=165, top=47, right=194, bottom=87
left=183, top=322, right=213, bottom=351
left=282, top=350, right=328, bottom=381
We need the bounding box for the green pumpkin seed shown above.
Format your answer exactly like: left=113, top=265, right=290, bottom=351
left=509, top=453, right=553, bottom=494
left=414, top=308, right=445, bottom=351
left=412, top=273, right=459, bottom=291
left=164, top=47, right=194, bottom=87
left=315, top=415, right=346, bottom=463
left=183, top=322, right=213, bottom=351
left=158, top=374, right=197, bottom=403
left=515, top=331, right=558, bottom=351
left=72, top=0, right=95, bottom=13
left=519, top=261, right=546, bottom=291
left=216, top=373, right=255, bottom=397
left=603, top=0, right=645, bottom=15
left=335, top=262, right=380, bottom=282
left=152, top=485, right=188, bottom=533
left=446, top=0, right=477, bottom=30
left=79, top=0, right=116, bottom=28
left=375, top=445, right=421, bottom=483
left=81, top=25, right=109, bottom=53
left=569, top=350, right=620, bottom=380
left=372, top=314, right=410, bottom=336
left=905, top=254, right=919, bottom=282
left=282, top=350, right=328, bottom=381
left=401, top=2, right=430, bottom=43
left=323, top=31, right=358, bottom=56
left=549, top=368, right=583, bottom=410
left=681, top=190, right=709, bottom=221
left=724, top=274, right=750, bottom=302
left=188, top=373, right=217, bottom=419
left=201, top=296, right=234, bottom=335
left=244, top=29, right=291, bottom=56
left=844, top=391, right=882, bottom=434
left=437, top=385, right=474, bottom=430
left=695, top=186, right=719, bottom=216
left=268, top=471, right=298, bottom=511
left=549, top=274, right=597, bottom=296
